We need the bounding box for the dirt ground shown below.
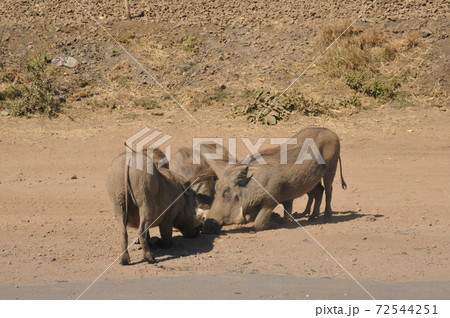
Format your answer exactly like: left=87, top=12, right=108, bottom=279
left=0, top=105, right=449, bottom=299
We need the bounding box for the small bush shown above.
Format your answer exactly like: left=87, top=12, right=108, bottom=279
left=319, top=27, right=398, bottom=77
left=79, top=79, right=90, bottom=88
left=177, top=61, right=195, bottom=74
left=0, top=85, right=23, bottom=101
left=206, top=85, right=228, bottom=102
left=380, top=44, right=398, bottom=61
left=346, top=74, right=366, bottom=92
left=4, top=55, right=63, bottom=117
left=115, top=32, right=135, bottom=44
left=110, top=48, right=121, bottom=57
left=346, top=74, right=400, bottom=99
left=182, top=36, right=199, bottom=53
left=87, top=98, right=109, bottom=110
left=339, top=95, right=361, bottom=108
left=235, top=90, right=336, bottom=125
left=133, top=97, right=160, bottom=110
left=357, top=28, right=386, bottom=49
left=0, top=30, right=10, bottom=70
left=406, top=32, right=421, bottom=49
left=116, top=76, right=132, bottom=88
left=319, top=20, right=361, bottom=46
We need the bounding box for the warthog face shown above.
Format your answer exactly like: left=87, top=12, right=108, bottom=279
left=174, top=185, right=203, bottom=238
left=202, top=165, right=251, bottom=234
left=190, top=168, right=217, bottom=221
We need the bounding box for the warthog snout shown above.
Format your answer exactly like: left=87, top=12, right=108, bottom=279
left=202, top=218, right=223, bottom=234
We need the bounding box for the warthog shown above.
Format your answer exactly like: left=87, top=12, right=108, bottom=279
left=171, top=142, right=325, bottom=222
left=257, top=142, right=325, bottom=222
left=202, top=127, right=346, bottom=234
left=107, top=149, right=201, bottom=265
left=170, top=144, right=233, bottom=220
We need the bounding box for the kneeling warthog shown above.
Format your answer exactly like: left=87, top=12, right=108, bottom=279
left=170, top=144, right=233, bottom=220
left=170, top=144, right=323, bottom=222
left=202, top=127, right=346, bottom=234
left=107, top=150, right=201, bottom=265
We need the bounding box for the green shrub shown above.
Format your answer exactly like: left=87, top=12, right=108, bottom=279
left=114, top=32, right=135, bottom=44
left=339, top=95, right=361, bottom=108
left=0, top=85, right=23, bottom=101
left=346, top=75, right=400, bottom=99
left=5, top=55, right=63, bottom=117
left=110, top=48, right=121, bottom=57
left=133, top=97, right=160, bottom=110
left=236, top=90, right=336, bottom=125
left=177, top=61, right=195, bottom=74
left=206, top=86, right=228, bottom=102
left=182, top=36, right=199, bottom=53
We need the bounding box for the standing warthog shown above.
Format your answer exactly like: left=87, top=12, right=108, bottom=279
left=106, top=150, right=202, bottom=265
left=202, top=127, right=346, bottom=234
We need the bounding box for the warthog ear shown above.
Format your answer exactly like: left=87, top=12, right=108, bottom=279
left=204, top=159, right=228, bottom=179
left=182, top=182, right=197, bottom=205
left=232, top=165, right=252, bottom=187
left=183, top=181, right=191, bottom=189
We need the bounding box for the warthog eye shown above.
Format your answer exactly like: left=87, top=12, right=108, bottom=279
left=222, top=186, right=230, bottom=198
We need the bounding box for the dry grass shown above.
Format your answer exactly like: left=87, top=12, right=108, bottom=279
left=318, top=20, right=361, bottom=47
left=318, top=25, right=422, bottom=80
left=313, top=24, right=427, bottom=110
left=406, top=32, right=421, bottom=49
left=319, top=27, right=395, bottom=76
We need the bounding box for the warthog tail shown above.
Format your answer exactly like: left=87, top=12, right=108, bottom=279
left=124, top=158, right=138, bottom=225
left=339, top=156, right=347, bottom=190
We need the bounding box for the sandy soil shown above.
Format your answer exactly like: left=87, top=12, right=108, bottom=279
left=0, top=105, right=449, bottom=299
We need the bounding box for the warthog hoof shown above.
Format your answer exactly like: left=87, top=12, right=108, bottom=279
left=120, top=253, right=130, bottom=266
left=202, top=219, right=222, bottom=234
left=300, top=211, right=311, bottom=217
left=144, top=255, right=156, bottom=264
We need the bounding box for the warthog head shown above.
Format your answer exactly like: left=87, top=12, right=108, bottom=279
left=189, top=168, right=217, bottom=221
left=174, top=183, right=203, bottom=238
left=202, top=165, right=252, bottom=234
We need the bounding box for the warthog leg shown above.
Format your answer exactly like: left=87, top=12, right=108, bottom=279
left=134, top=230, right=151, bottom=245
left=158, top=221, right=173, bottom=248
left=282, top=200, right=293, bottom=221
left=138, top=205, right=156, bottom=264
left=298, top=183, right=324, bottom=219
left=323, top=170, right=336, bottom=221
left=254, top=206, right=277, bottom=231
left=113, top=203, right=130, bottom=265
left=302, top=193, right=314, bottom=216
left=308, top=184, right=324, bottom=221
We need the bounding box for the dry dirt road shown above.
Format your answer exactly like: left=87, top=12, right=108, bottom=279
left=0, top=105, right=449, bottom=299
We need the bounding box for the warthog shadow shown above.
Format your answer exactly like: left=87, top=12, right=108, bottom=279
left=316, top=211, right=383, bottom=224
left=290, top=210, right=383, bottom=224
left=127, top=211, right=383, bottom=264
left=220, top=210, right=382, bottom=234
left=127, top=233, right=217, bottom=265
